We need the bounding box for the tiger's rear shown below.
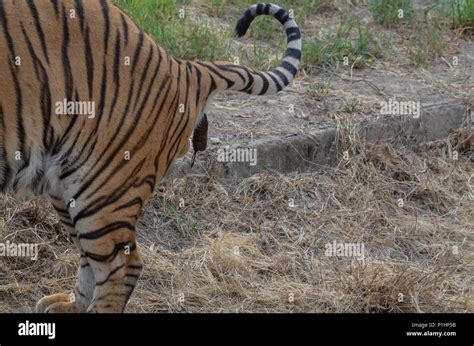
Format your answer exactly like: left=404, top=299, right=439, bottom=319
left=0, top=0, right=301, bottom=312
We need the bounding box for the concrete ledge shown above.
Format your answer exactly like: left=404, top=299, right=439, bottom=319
left=164, top=100, right=470, bottom=183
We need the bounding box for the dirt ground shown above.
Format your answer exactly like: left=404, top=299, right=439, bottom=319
left=204, top=42, right=473, bottom=148
left=1, top=126, right=472, bottom=313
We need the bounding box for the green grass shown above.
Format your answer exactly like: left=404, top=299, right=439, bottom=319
left=369, top=0, right=473, bottom=32
left=366, top=1, right=465, bottom=67
left=368, top=0, right=415, bottom=27
left=451, top=0, right=474, bottom=29
left=114, top=0, right=231, bottom=61
left=302, top=16, right=382, bottom=71
left=407, top=26, right=445, bottom=66
left=169, top=202, right=198, bottom=229
left=112, top=0, right=462, bottom=75
left=114, top=0, right=322, bottom=65
left=113, top=0, right=320, bottom=71
left=203, top=0, right=321, bottom=23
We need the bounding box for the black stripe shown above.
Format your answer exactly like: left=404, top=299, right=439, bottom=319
left=153, top=76, right=177, bottom=170
left=235, top=9, right=253, bottom=37
left=194, top=64, right=202, bottom=108
left=131, top=30, right=145, bottom=74
left=62, top=7, right=74, bottom=101
left=167, top=111, right=190, bottom=165
left=209, top=74, right=217, bottom=92
left=135, top=175, right=155, bottom=192
left=100, top=0, right=110, bottom=54
left=120, top=13, right=129, bottom=46
left=127, top=264, right=143, bottom=270
left=133, top=45, right=154, bottom=111
left=272, top=68, right=289, bottom=85
left=74, top=0, right=85, bottom=34
left=50, top=0, right=59, bottom=17
left=237, top=65, right=255, bottom=93
left=108, top=29, right=121, bottom=122
left=154, top=86, right=180, bottom=169
left=59, top=135, right=97, bottom=180
left=96, top=264, right=125, bottom=286
left=157, top=66, right=180, bottom=149
left=274, top=8, right=289, bottom=25
left=79, top=221, right=135, bottom=240
left=27, top=0, right=50, bottom=64
left=84, top=26, right=94, bottom=100
left=285, top=48, right=301, bottom=60
left=286, top=27, right=301, bottom=42
left=53, top=105, right=80, bottom=156
left=123, top=283, right=135, bottom=310
left=52, top=204, right=70, bottom=217
left=196, top=61, right=235, bottom=89
left=281, top=61, right=298, bottom=76
left=75, top=288, right=87, bottom=298
left=215, top=64, right=246, bottom=83
left=54, top=207, right=69, bottom=216
left=93, top=60, right=108, bottom=133
left=112, top=197, right=143, bottom=212
left=258, top=72, right=270, bottom=95
left=85, top=242, right=136, bottom=263
left=267, top=72, right=283, bottom=92
left=256, top=4, right=265, bottom=15
left=166, top=64, right=191, bottom=164
left=263, top=3, right=272, bottom=15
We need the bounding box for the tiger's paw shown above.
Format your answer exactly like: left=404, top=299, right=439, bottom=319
left=35, top=293, right=84, bottom=313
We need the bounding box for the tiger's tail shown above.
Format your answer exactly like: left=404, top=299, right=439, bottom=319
left=203, top=3, right=302, bottom=95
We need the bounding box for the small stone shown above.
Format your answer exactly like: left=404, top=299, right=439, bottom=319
left=210, top=137, right=221, bottom=144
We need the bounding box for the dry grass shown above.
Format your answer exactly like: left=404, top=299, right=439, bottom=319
left=0, top=123, right=472, bottom=313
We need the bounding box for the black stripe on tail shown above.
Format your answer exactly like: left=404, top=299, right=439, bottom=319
left=229, top=3, right=302, bottom=95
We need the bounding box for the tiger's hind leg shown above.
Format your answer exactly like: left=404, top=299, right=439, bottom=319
left=35, top=197, right=95, bottom=313
left=74, top=211, right=143, bottom=313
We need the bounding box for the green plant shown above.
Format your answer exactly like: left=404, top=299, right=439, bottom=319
left=369, top=0, right=415, bottom=27
left=451, top=0, right=474, bottom=29
left=114, top=0, right=231, bottom=61
left=302, top=17, right=381, bottom=71
left=407, top=26, right=445, bottom=67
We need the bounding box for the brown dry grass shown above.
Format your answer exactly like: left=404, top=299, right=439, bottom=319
left=0, top=122, right=472, bottom=313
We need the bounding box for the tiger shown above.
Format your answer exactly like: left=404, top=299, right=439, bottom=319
left=0, top=0, right=301, bottom=313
